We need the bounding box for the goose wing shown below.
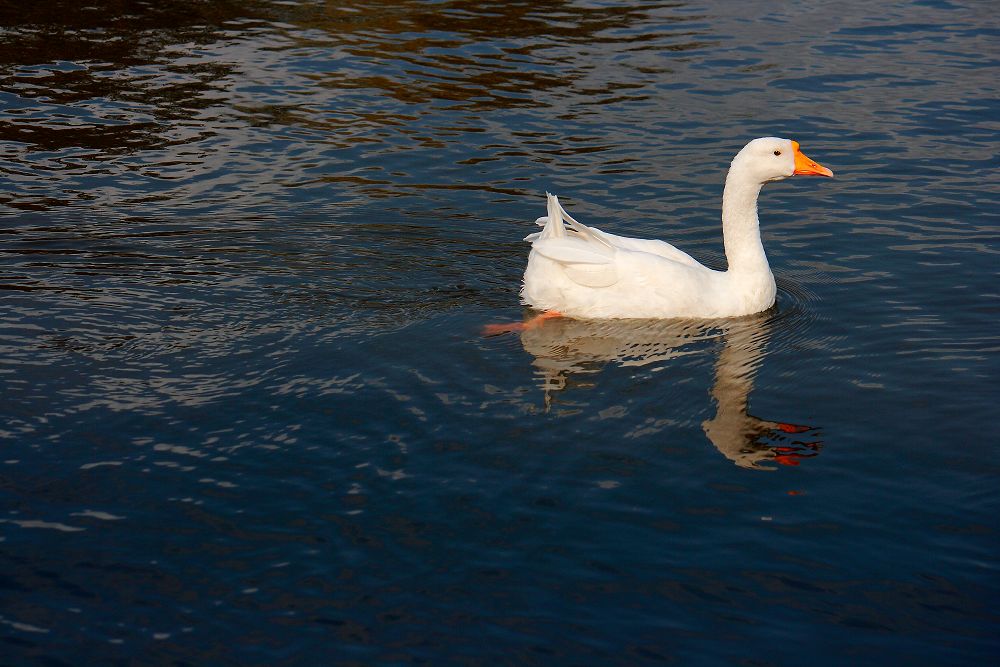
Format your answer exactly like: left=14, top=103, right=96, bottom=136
left=526, top=194, right=703, bottom=289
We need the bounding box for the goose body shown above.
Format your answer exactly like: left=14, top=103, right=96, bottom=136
left=520, top=137, right=833, bottom=319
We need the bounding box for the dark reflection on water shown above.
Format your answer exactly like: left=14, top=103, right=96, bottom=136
left=1, top=0, right=998, bottom=665
left=0, top=1, right=271, bottom=154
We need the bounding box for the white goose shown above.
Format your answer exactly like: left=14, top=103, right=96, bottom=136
left=520, top=137, right=833, bottom=319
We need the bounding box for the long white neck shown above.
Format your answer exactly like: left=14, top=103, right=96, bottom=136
left=721, top=171, right=771, bottom=275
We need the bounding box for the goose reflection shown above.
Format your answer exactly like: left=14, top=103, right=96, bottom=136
left=508, top=313, right=822, bottom=469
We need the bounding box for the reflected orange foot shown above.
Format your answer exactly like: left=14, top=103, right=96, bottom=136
left=482, top=311, right=563, bottom=336
left=772, top=444, right=821, bottom=466
left=774, top=455, right=801, bottom=466
left=776, top=422, right=812, bottom=434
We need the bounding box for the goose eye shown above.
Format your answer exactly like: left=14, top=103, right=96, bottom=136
left=773, top=150, right=781, bottom=156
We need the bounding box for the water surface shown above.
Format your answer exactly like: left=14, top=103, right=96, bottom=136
left=1, top=1, right=998, bottom=665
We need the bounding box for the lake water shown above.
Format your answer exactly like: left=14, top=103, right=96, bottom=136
left=1, top=1, right=998, bottom=665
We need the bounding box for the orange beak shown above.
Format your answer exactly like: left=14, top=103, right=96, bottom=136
left=792, top=141, right=834, bottom=177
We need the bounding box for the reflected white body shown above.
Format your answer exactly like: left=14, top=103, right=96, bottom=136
left=518, top=315, right=816, bottom=469
left=521, top=137, right=806, bottom=319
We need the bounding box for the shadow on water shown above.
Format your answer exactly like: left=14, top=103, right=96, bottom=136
left=503, top=308, right=823, bottom=469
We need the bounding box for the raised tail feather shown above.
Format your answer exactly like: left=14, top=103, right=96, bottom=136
left=524, top=194, right=619, bottom=288
left=525, top=193, right=614, bottom=249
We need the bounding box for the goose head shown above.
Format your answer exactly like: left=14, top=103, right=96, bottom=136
left=730, top=137, right=834, bottom=184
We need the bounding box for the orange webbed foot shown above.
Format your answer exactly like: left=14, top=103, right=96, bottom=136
left=482, top=311, right=563, bottom=336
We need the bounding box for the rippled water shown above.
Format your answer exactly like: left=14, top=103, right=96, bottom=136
left=2, top=1, right=998, bottom=665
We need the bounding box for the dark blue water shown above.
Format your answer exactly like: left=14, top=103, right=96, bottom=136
left=2, top=1, right=998, bottom=665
